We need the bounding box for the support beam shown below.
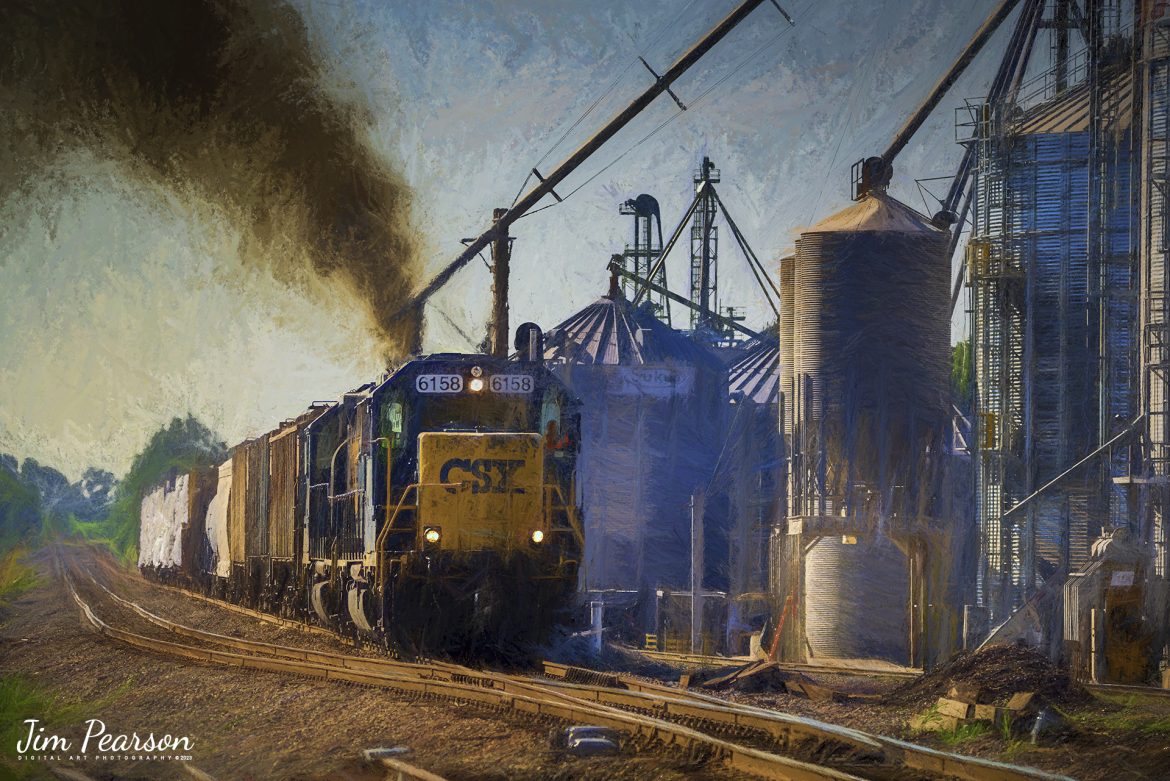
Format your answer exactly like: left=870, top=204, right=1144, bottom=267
left=608, top=259, right=762, bottom=340
left=1001, top=415, right=1145, bottom=520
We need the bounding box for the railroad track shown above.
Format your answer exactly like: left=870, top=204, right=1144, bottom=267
left=638, top=650, right=924, bottom=680
left=1084, top=681, right=1170, bottom=699
left=64, top=558, right=1075, bottom=781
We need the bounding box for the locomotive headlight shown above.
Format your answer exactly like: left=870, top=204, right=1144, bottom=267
left=424, top=527, right=441, bottom=544
left=530, top=529, right=544, bottom=544
left=469, top=377, right=485, bottom=392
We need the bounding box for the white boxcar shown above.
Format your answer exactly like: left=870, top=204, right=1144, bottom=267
left=204, top=459, right=233, bottom=579
left=138, top=474, right=189, bottom=570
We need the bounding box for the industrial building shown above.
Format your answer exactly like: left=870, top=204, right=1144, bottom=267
left=588, top=1, right=1170, bottom=682
left=541, top=278, right=729, bottom=647
left=936, top=0, right=1167, bottom=684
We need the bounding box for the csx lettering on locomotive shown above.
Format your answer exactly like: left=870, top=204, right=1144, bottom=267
left=439, top=458, right=527, bottom=494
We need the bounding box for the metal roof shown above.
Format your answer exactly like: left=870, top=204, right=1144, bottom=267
left=544, top=290, right=721, bottom=368
left=805, top=192, right=941, bottom=235
left=727, top=334, right=779, bottom=405
left=1012, top=73, right=1133, bottom=135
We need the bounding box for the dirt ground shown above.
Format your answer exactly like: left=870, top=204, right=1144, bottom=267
left=704, top=657, right=1170, bottom=780
left=0, top=545, right=748, bottom=781
left=6, top=544, right=1170, bottom=781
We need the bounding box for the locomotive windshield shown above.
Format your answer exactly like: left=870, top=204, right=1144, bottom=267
left=415, top=391, right=539, bottom=433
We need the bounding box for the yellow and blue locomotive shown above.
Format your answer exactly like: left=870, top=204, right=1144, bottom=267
left=138, top=329, right=583, bottom=659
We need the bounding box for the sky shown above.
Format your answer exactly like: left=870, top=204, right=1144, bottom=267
left=0, top=0, right=1021, bottom=478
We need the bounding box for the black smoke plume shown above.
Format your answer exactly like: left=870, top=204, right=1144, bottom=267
left=0, top=0, right=420, bottom=354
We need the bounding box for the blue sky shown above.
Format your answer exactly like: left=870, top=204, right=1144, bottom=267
left=0, top=0, right=1016, bottom=476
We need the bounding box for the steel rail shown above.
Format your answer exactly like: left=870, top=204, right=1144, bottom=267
left=536, top=667, right=1074, bottom=781
left=79, top=574, right=885, bottom=770
left=635, top=650, right=923, bottom=679
left=62, top=568, right=864, bottom=781
left=75, top=563, right=1074, bottom=781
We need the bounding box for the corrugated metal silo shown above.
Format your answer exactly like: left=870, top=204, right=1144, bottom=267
left=778, top=254, right=795, bottom=434
left=791, top=192, right=949, bottom=661
left=543, top=284, right=727, bottom=599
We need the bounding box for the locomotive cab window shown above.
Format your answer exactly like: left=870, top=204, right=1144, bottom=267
left=383, top=400, right=405, bottom=447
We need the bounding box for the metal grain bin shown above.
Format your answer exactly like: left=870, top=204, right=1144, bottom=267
left=543, top=285, right=727, bottom=598
left=791, top=193, right=949, bottom=661
left=804, top=535, right=909, bottom=659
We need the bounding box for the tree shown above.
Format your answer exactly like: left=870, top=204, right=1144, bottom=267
left=952, top=338, right=974, bottom=413
left=0, top=459, right=42, bottom=551
left=103, top=415, right=227, bottom=559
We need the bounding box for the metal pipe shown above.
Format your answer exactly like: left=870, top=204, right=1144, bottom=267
left=608, top=260, right=762, bottom=339
left=634, top=193, right=703, bottom=305
left=327, top=438, right=350, bottom=502
left=389, top=0, right=773, bottom=325
left=1001, top=415, right=1145, bottom=520
left=882, top=0, right=1023, bottom=165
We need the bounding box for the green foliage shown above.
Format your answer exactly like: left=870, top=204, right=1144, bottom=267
left=938, top=720, right=991, bottom=746
left=0, top=675, right=53, bottom=778
left=1070, top=699, right=1170, bottom=735
left=952, top=338, right=973, bottom=409
left=0, top=674, right=134, bottom=779
left=0, top=549, right=38, bottom=606
left=98, top=415, right=226, bottom=562
left=0, top=467, right=41, bottom=553
left=0, top=414, right=224, bottom=564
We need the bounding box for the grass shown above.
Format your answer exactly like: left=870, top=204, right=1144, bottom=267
left=0, top=674, right=136, bottom=779
left=0, top=675, right=86, bottom=780
left=911, top=704, right=993, bottom=746
left=1071, top=706, right=1170, bottom=735
left=0, top=549, right=38, bottom=607
left=938, top=720, right=992, bottom=747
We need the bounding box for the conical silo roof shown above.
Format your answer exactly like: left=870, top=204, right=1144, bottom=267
left=806, top=192, right=941, bottom=234
left=727, top=334, right=779, bottom=405
left=543, top=289, right=720, bottom=369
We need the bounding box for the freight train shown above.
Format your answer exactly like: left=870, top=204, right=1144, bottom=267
left=137, top=332, right=584, bottom=659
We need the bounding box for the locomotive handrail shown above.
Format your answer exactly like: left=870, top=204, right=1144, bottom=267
left=543, top=484, right=584, bottom=550
left=375, top=481, right=460, bottom=593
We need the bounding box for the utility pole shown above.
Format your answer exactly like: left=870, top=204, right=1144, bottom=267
left=385, top=0, right=789, bottom=330
left=489, top=207, right=512, bottom=358
left=691, top=489, right=705, bottom=654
